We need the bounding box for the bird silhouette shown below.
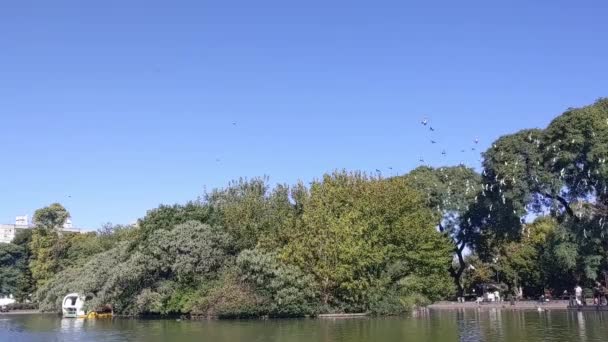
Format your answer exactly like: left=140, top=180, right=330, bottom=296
left=441, top=150, right=447, bottom=156
left=429, top=126, right=435, bottom=131
left=431, top=140, right=437, bottom=144
left=421, top=118, right=428, bottom=126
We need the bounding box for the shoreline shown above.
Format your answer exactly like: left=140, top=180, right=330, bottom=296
left=318, top=313, right=369, bottom=319
left=0, top=310, right=49, bottom=316
left=10, top=301, right=607, bottom=318
left=428, top=300, right=570, bottom=310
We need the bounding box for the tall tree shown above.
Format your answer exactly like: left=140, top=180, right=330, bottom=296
left=280, top=171, right=454, bottom=310
left=33, top=203, right=70, bottom=230
left=0, top=243, right=27, bottom=298
left=206, top=177, right=300, bottom=251
left=29, top=203, right=71, bottom=287
left=473, top=98, right=608, bottom=287
left=10, top=229, right=34, bottom=301
left=406, top=166, right=481, bottom=297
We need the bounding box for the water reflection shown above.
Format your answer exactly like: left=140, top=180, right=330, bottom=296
left=575, top=311, right=587, bottom=342
left=60, top=317, right=84, bottom=333
left=3, top=311, right=608, bottom=342
left=456, top=309, right=482, bottom=342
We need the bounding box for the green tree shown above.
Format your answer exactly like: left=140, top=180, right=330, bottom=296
left=206, top=177, right=300, bottom=251
left=494, top=217, right=555, bottom=297
left=474, top=98, right=608, bottom=290
left=33, top=203, right=70, bottom=230
left=29, top=228, right=60, bottom=288
left=136, top=201, right=213, bottom=244
left=37, top=221, right=235, bottom=315
left=0, top=243, right=27, bottom=298
left=10, top=229, right=34, bottom=301
left=280, top=171, right=454, bottom=311
left=237, top=249, right=319, bottom=317
left=405, top=166, right=481, bottom=297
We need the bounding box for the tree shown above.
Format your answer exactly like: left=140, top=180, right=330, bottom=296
left=405, top=166, right=481, bottom=297
left=237, top=249, right=319, bottom=317
left=10, top=229, right=34, bottom=301
left=136, top=201, right=213, bottom=244
left=280, top=171, right=454, bottom=311
left=147, top=221, right=235, bottom=284
left=37, top=221, right=236, bottom=315
left=29, top=228, right=61, bottom=288
left=473, top=98, right=608, bottom=290
left=206, top=177, right=300, bottom=251
left=33, top=203, right=70, bottom=230
left=0, top=243, right=27, bottom=298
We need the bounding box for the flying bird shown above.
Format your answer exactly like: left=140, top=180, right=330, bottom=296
left=441, top=150, right=447, bottom=156
left=421, top=118, right=428, bottom=126
left=474, top=138, right=479, bottom=144
left=431, top=140, right=437, bottom=144
left=429, top=126, right=435, bottom=131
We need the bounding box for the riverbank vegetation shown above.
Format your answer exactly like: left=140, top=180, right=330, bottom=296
left=1, top=98, right=607, bottom=317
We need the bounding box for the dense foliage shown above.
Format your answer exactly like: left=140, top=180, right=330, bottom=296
left=1, top=98, right=606, bottom=315
left=9, top=172, right=454, bottom=317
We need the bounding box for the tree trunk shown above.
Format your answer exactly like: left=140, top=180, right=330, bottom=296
left=449, top=239, right=467, bottom=298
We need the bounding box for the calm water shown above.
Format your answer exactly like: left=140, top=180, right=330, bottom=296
left=1, top=309, right=608, bottom=342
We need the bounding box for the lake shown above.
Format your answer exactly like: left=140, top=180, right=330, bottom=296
left=1, top=309, right=607, bottom=342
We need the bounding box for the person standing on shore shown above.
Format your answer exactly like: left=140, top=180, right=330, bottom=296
left=593, top=282, right=602, bottom=305
left=517, top=287, right=523, bottom=300
left=575, top=284, right=583, bottom=306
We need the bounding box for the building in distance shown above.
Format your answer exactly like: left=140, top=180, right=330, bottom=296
left=0, top=216, right=82, bottom=244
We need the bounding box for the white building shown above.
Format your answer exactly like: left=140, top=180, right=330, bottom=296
left=0, top=294, right=16, bottom=306
left=15, top=215, right=28, bottom=226
left=0, top=216, right=82, bottom=244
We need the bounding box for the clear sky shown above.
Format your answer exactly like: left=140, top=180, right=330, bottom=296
left=1, top=0, right=607, bottom=229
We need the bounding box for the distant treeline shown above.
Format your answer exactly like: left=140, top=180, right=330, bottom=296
left=0, top=98, right=606, bottom=317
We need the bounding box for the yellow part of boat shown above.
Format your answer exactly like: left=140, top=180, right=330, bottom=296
left=86, top=312, right=113, bottom=319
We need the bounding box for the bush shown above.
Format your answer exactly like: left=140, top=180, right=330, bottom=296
left=237, top=249, right=320, bottom=317
left=7, top=302, right=39, bottom=311
left=190, top=270, right=266, bottom=319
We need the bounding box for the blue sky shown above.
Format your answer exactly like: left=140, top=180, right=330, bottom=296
left=1, top=0, right=607, bottom=229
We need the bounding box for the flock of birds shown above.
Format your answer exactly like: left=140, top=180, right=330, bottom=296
left=209, top=117, right=606, bottom=232
left=418, top=117, right=480, bottom=167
